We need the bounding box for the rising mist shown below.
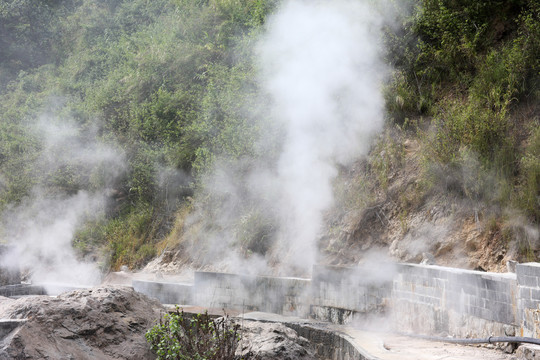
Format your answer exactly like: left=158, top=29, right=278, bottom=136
left=0, top=115, right=125, bottom=287
left=187, top=0, right=388, bottom=276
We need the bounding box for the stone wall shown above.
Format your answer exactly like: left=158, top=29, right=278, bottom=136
left=517, top=263, right=540, bottom=337
left=287, top=323, right=374, bottom=360
left=133, top=263, right=540, bottom=339
left=310, top=265, right=391, bottom=324
left=193, top=272, right=311, bottom=316
left=392, top=263, right=517, bottom=337
left=132, top=280, right=192, bottom=305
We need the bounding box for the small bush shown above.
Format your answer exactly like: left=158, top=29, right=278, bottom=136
left=517, top=121, right=540, bottom=221
left=235, top=209, right=276, bottom=256
left=146, top=308, right=240, bottom=360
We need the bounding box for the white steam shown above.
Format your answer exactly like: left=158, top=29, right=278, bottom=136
left=1, top=115, right=125, bottom=286
left=3, top=193, right=104, bottom=285
left=259, top=0, right=386, bottom=271
left=176, top=0, right=388, bottom=276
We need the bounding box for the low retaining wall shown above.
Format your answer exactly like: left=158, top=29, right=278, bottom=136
left=133, top=280, right=192, bottom=305
left=391, top=263, right=540, bottom=338
left=133, top=262, right=540, bottom=339
left=392, top=263, right=517, bottom=337
left=193, top=272, right=311, bottom=316
left=517, top=263, right=540, bottom=337
left=0, top=284, right=45, bottom=297
left=311, top=265, right=391, bottom=324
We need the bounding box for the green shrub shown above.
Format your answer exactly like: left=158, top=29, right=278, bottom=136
left=146, top=309, right=240, bottom=360
left=369, top=128, right=404, bottom=190
left=105, top=202, right=158, bottom=270
left=429, top=97, right=512, bottom=165
left=518, top=121, right=540, bottom=221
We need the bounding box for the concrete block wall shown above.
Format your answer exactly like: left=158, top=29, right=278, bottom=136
left=311, top=265, right=391, bottom=324
left=132, top=263, right=540, bottom=339
left=287, top=322, right=373, bottom=360
left=193, top=272, right=311, bottom=316
left=517, top=263, right=540, bottom=337
left=255, top=276, right=311, bottom=315
left=392, top=263, right=517, bottom=337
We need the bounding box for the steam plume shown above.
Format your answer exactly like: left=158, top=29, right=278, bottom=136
left=1, top=114, right=125, bottom=287
left=187, top=0, right=388, bottom=275
left=259, top=0, right=386, bottom=272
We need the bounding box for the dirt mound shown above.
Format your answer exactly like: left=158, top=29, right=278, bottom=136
left=0, top=285, right=164, bottom=360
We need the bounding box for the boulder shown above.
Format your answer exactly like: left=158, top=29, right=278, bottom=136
left=236, top=320, right=316, bottom=359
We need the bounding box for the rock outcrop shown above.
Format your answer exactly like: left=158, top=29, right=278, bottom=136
left=236, top=320, right=316, bottom=359
left=0, top=285, right=164, bottom=360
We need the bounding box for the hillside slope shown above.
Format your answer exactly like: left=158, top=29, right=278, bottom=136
left=148, top=0, right=540, bottom=275
left=0, top=0, right=538, bottom=278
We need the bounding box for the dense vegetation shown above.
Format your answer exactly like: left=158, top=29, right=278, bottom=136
left=380, top=0, right=540, bottom=262
left=0, top=0, right=538, bottom=269
left=386, top=1, right=539, bottom=217
left=0, top=0, right=277, bottom=269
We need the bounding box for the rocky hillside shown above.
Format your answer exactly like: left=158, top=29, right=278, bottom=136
left=147, top=0, right=540, bottom=276
left=317, top=0, right=540, bottom=272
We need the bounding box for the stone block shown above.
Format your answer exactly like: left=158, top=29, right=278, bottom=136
left=521, top=275, right=539, bottom=288
left=515, top=344, right=540, bottom=360
left=517, top=263, right=540, bottom=277
left=530, top=288, right=540, bottom=302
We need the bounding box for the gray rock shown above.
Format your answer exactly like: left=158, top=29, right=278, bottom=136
left=236, top=320, right=316, bottom=360
left=0, top=285, right=163, bottom=360
left=504, top=324, right=516, bottom=337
